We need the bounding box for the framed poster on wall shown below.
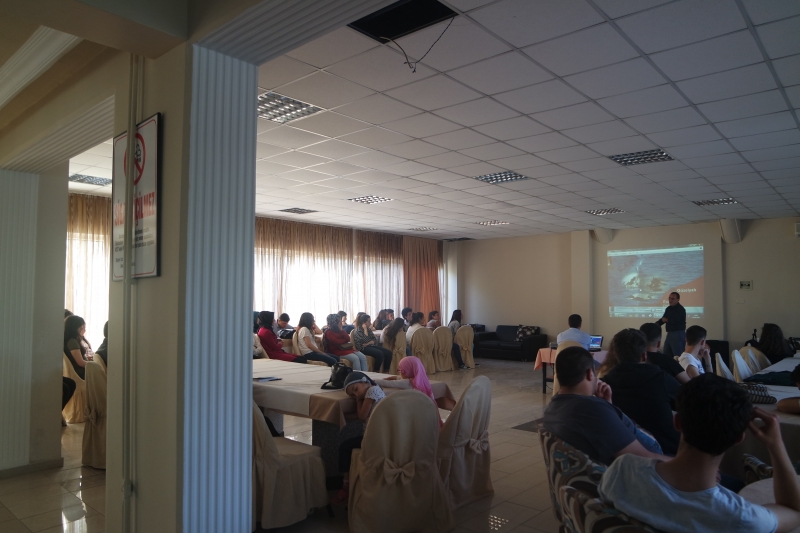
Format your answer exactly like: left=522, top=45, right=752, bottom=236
left=112, top=113, right=161, bottom=280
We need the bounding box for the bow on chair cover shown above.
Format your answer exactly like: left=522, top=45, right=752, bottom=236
left=349, top=390, right=454, bottom=533
left=453, top=326, right=475, bottom=368
left=437, top=376, right=493, bottom=509
left=432, top=327, right=455, bottom=372
left=411, top=327, right=436, bottom=374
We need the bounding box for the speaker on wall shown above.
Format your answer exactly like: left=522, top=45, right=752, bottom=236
left=719, top=218, right=742, bottom=244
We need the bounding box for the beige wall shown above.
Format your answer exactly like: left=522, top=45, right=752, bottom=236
left=458, top=217, right=800, bottom=350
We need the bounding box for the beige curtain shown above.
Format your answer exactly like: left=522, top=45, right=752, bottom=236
left=402, top=236, right=443, bottom=320
left=353, top=230, right=403, bottom=318
left=65, top=194, right=111, bottom=348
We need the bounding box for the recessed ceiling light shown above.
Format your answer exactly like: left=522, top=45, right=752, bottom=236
left=257, top=92, right=322, bottom=124
left=477, top=220, right=509, bottom=226
left=587, top=208, right=625, bottom=216
left=280, top=208, right=317, bottom=214
left=349, top=195, right=393, bottom=205
left=410, top=227, right=437, bottom=231
left=609, top=148, right=673, bottom=166
left=474, top=171, right=530, bottom=185
left=692, top=198, right=738, bottom=206
left=69, top=174, right=111, bottom=186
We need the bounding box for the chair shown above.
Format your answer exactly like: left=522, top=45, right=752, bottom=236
left=350, top=330, right=375, bottom=372
left=62, top=354, right=87, bottom=423
left=715, top=353, right=734, bottom=380
left=411, top=327, right=436, bottom=374
left=744, top=346, right=771, bottom=371
left=559, top=486, right=660, bottom=533
left=454, top=326, right=475, bottom=368
left=348, top=390, right=453, bottom=533
left=731, top=350, right=754, bottom=382
left=432, top=327, right=455, bottom=372
left=553, top=341, right=582, bottom=396
left=387, top=333, right=407, bottom=375
left=292, top=331, right=327, bottom=367
left=82, top=361, right=107, bottom=469
left=539, top=428, right=607, bottom=533
left=437, top=376, right=493, bottom=509
left=251, top=401, right=327, bottom=530
left=95, top=352, right=107, bottom=374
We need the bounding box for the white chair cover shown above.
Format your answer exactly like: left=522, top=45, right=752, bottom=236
left=432, top=327, right=455, bottom=372
left=82, top=361, right=107, bottom=469
left=454, top=326, right=475, bottom=368
left=744, top=346, right=771, bottom=372
left=62, top=354, right=87, bottom=423
left=349, top=390, right=454, bottom=533
left=411, top=327, right=436, bottom=374
left=552, top=341, right=582, bottom=395
left=252, top=402, right=327, bottom=530
left=715, top=353, right=734, bottom=381
left=387, top=332, right=407, bottom=375
left=732, top=350, right=754, bottom=382
left=95, top=351, right=107, bottom=373
left=437, top=376, right=493, bottom=509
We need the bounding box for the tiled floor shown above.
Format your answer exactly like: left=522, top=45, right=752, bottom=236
left=1, top=358, right=556, bottom=533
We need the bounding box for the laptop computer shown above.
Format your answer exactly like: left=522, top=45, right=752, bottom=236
left=589, top=335, right=603, bottom=352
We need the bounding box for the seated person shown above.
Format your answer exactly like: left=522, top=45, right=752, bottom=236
left=338, top=310, right=355, bottom=334
left=257, top=311, right=306, bottom=363
left=543, top=346, right=671, bottom=466
left=679, top=325, right=713, bottom=378
left=64, top=315, right=90, bottom=380
left=447, top=310, right=463, bottom=338
left=401, top=307, right=413, bottom=331
left=296, top=313, right=337, bottom=366
left=752, top=323, right=795, bottom=365
left=640, top=322, right=688, bottom=384
left=556, top=314, right=592, bottom=349
left=426, top=310, right=440, bottom=331
left=405, top=312, right=425, bottom=343
left=372, top=309, right=392, bottom=331
left=274, top=313, right=294, bottom=337
left=352, top=313, right=391, bottom=372
left=776, top=364, right=800, bottom=415
left=96, top=321, right=109, bottom=367
left=600, top=328, right=681, bottom=456
left=323, top=313, right=368, bottom=371
left=382, top=318, right=411, bottom=358
left=600, top=374, right=800, bottom=533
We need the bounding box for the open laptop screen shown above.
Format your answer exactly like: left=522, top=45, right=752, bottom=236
left=589, top=335, right=603, bottom=350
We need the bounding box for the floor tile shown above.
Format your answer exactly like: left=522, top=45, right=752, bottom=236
left=20, top=503, right=96, bottom=532
left=0, top=519, right=31, bottom=533
left=8, top=493, right=83, bottom=520
left=0, top=484, right=68, bottom=508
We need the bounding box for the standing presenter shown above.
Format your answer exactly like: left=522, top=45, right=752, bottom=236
left=657, top=292, right=686, bottom=357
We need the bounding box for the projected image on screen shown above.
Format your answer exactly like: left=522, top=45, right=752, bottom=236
left=608, top=245, right=704, bottom=319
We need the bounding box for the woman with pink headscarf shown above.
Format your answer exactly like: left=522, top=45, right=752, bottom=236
left=380, top=356, right=444, bottom=427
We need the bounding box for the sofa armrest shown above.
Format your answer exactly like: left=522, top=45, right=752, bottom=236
left=474, top=332, right=498, bottom=345
left=520, top=334, right=549, bottom=361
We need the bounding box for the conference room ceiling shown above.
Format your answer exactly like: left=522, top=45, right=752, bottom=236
left=250, top=0, right=800, bottom=239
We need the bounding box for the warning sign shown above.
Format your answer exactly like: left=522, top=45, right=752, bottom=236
left=112, top=113, right=160, bottom=280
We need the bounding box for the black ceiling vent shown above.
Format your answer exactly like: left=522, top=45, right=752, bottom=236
left=348, top=0, right=457, bottom=44
left=444, top=237, right=474, bottom=242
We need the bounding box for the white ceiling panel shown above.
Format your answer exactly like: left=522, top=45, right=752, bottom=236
left=667, top=140, right=734, bottom=159
left=382, top=113, right=462, bottom=137
left=267, top=151, right=329, bottom=168
left=489, top=154, right=550, bottom=170
left=647, top=125, right=722, bottom=147
left=508, top=132, right=578, bottom=152
left=742, top=144, right=800, bottom=162
left=286, top=27, right=378, bottom=68
left=340, top=150, right=404, bottom=169
left=597, top=85, right=689, bottom=118
left=649, top=31, right=763, bottom=82
left=473, top=116, right=551, bottom=140
left=433, top=97, right=519, bottom=126
left=334, top=94, right=421, bottom=124
left=697, top=90, right=789, bottom=122
left=787, top=85, right=800, bottom=108
left=536, top=145, right=600, bottom=163
left=257, top=126, right=327, bottom=149
left=300, top=139, right=369, bottom=159
left=385, top=75, right=481, bottom=110
left=257, top=56, right=316, bottom=90
left=277, top=71, right=374, bottom=108
left=756, top=16, right=800, bottom=59
left=743, top=0, right=800, bottom=25
left=381, top=160, right=437, bottom=176
left=563, top=120, right=638, bottom=144
left=347, top=169, right=403, bottom=184
left=772, top=54, right=800, bottom=87
left=623, top=107, right=707, bottom=134
left=494, top=80, right=587, bottom=114
left=587, top=136, right=658, bottom=155
left=325, top=45, right=437, bottom=92
left=256, top=160, right=296, bottom=175
left=290, top=111, right=370, bottom=137
left=729, top=130, right=800, bottom=151
left=530, top=102, right=616, bottom=130
left=424, top=128, right=495, bottom=150
left=447, top=52, right=552, bottom=95
left=564, top=58, right=666, bottom=100
left=595, top=0, right=676, bottom=19
left=279, top=169, right=332, bottom=183
left=415, top=151, right=479, bottom=168
left=256, top=142, right=289, bottom=159
left=309, top=160, right=365, bottom=176
left=459, top=142, right=524, bottom=160
left=337, top=127, right=411, bottom=149
left=681, top=153, right=745, bottom=168
left=562, top=157, right=621, bottom=172
left=676, top=63, right=777, bottom=104
left=448, top=161, right=506, bottom=177
left=381, top=140, right=449, bottom=159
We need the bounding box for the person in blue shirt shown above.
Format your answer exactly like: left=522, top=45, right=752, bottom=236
left=657, top=292, right=686, bottom=357
left=556, top=314, right=592, bottom=349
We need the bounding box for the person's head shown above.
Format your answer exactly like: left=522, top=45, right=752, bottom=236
left=639, top=322, right=662, bottom=351
left=103, top=321, right=108, bottom=339
left=398, top=356, right=435, bottom=402
left=792, top=364, right=800, bottom=390
left=65, top=309, right=73, bottom=318
left=64, top=315, right=86, bottom=344
left=344, top=371, right=376, bottom=399
left=383, top=318, right=405, bottom=344
left=410, top=312, right=424, bottom=326
left=759, top=323, right=788, bottom=354
left=401, top=307, right=413, bottom=321
left=450, top=310, right=462, bottom=323
left=337, top=310, right=347, bottom=325
left=297, top=312, right=315, bottom=330
left=608, top=328, right=647, bottom=365
left=357, top=313, right=371, bottom=329
left=675, top=374, right=751, bottom=456
left=257, top=311, right=274, bottom=330
left=326, top=313, right=341, bottom=332
left=277, top=313, right=290, bottom=328
left=567, top=314, right=582, bottom=329
left=685, top=325, right=707, bottom=348
left=668, top=292, right=680, bottom=306
left=386, top=309, right=395, bottom=320
left=428, top=310, right=439, bottom=322
left=555, top=347, right=597, bottom=393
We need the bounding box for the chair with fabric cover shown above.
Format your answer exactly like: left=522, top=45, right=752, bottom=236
left=715, top=353, right=734, bottom=380
left=732, top=350, right=753, bottom=382
left=348, top=390, right=454, bottom=533
left=62, top=354, right=87, bottom=423
left=251, top=401, right=327, bottom=530
left=292, top=331, right=327, bottom=367
left=744, top=346, right=771, bottom=371
left=454, top=326, right=475, bottom=368
left=742, top=454, right=773, bottom=485
left=539, top=428, right=607, bottom=533
left=82, top=361, right=107, bottom=469
left=95, top=352, right=107, bottom=374
left=350, top=329, right=375, bottom=371
left=411, top=327, right=436, bottom=374
left=553, top=341, right=583, bottom=395
left=559, top=486, right=660, bottom=533
left=437, top=376, right=493, bottom=509
left=387, top=333, right=407, bottom=375
left=432, top=327, right=455, bottom=372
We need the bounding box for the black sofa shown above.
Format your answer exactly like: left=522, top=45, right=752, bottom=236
left=473, top=325, right=548, bottom=362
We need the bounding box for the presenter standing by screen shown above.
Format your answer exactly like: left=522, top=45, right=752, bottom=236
left=657, top=292, right=686, bottom=357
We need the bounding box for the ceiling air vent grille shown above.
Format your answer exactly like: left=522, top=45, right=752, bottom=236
left=474, top=171, right=529, bottom=184
left=349, top=195, right=393, bottom=205
left=609, top=148, right=673, bottom=166
left=587, top=208, right=624, bottom=216
left=693, top=198, right=738, bottom=206
left=280, top=208, right=317, bottom=214
left=69, top=174, right=111, bottom=186
left=258, top=92, right=322, bottom=124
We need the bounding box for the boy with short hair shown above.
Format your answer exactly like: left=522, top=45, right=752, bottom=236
left=640, top=322, right=689, bottom=384
left=679, top=325, right=712, bottom=378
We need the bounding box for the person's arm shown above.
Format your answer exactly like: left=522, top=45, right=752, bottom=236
left=312, top=324, right=322, bottom=335
left=69, top=348, right=87, bottom=368
left=776, top=398, right=800, bottom=414
left=750, top=407, right=800, bottom=532
left=356, top=397, right=375, bottom=421
left=304, top=331, right=322, bottom=353
left=685, top=364, right=701, bottom=379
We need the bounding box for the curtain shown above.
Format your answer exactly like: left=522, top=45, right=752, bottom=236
left=402, top=236, right=444, bottom=319
left=353, top=230, right=403, bottom=318
left=65, top=194, right=111, bottom=348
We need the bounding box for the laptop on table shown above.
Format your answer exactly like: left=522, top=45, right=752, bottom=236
left=589, top=335, right=603, bottom=352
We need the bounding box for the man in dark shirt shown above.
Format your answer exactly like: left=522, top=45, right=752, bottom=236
left=602, top=328, right=682, bottom=455
left=657, top=292, right=686, bottom=357
left=543, top=346, right=672, bottom=466
left=640, top=322, right=688, bottom=384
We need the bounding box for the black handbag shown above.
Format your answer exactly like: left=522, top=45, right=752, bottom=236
left=321, top=362, right=352, bottom=390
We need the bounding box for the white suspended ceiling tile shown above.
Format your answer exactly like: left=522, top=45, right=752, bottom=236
left=586, top=136, right=658, bottom=156
left=668, top=139, right=734, bottom=159
left=325, top=46, right=436, bottom=92
left=381, top=140, right=449, bottom=159
left=300, top=139, right=369, bottom=159
left=289, top=183, right=334, bottom=195
left=448, top=161, right=506, bottom=177
left=473, top=116, right=551, bottom=141
left=416, top=151, right=479, bottom=169
left=256, top=142, right=289, bottom=159
left=632, top=160, right=688, bottom=174
left=424, top=128, right=495, bottom=150
left=347, top=169, right=403, bottom=184
left=489, top=154, right=550, bottom=170
left=267, top=151, right=330, bottom=168
left=440, top=176, right=489, bottom=189
left=381, top=160, right=437, bottom=176
left=395, top=17, right=511, bottom=72
left=697, top=90, right=788, bottom=122
left=277, top=71, right=374, bottom=109
left=77, top=166, right=112, bottom=179
left=286, top=27, right=378, bottom=68
left=312, top=177, right=364, bottom=189
left=522, top=23, right=639, bottom=77
left=459, top=142, right=524, bottom=160
left=597, top=84, right=689, bottom=118
left=562, top=120, right=638, bottom=144
left=728, top=129, right=800, bottom=151
left=382, top=113, right=462, bottom=137
left=508, top=132, right=578, bottom=152
left=338, top=127, right=411, bottom=149
left=257, top=126, right=327, bottom=149
left=529, top=102, right=616, bottom=130
left=433, top=98, right=519, bottom=127
left=257, top=118, right=281, bottom=133
left=255, top=160, right=297, bottom=175
left=676, top=63, right=776, bottom=104
left=753, top=156, right=800, bottom=171
left=333, top=94, right=421, bottom=125
left=385, top=75, right=481, bottom=111
left=289, top=111, right=370, bottom=138
left=622, top=107, right=707, bottom=134
left=411, top=169, right=465, bottom=184
left=756, top=16, right=800, bottom=59
left=447, top=52, right=552, bottom=95
left=647, top=125, right=722, bottom=147
left=70, top=152, right=111, bottom=167
left=615, top=0, right=746, bottom=54
left=258, top=56, right=316, bottom=90
left=280, top=169, right=332, bottom=183
left=772, top=54, right=800, bottom=87
left=594, top=0, right=673, bottom=19
left=85, top=143, right=112, bottom=157
left=471, top=0, right=604, bottom=48
left=562, top=157, right=621, bottom=172
left=742, top=144, right=800, bottom=162
left=536, top=145, right=600, bottom=163
left=787, top=85, right=800, bottom=108
left=308, top=160, right=365, bottom=176
left=696, top=163, right=754, bottom=177
left=69, top=163, right=90, bottom=174
left=341, top=151, right=404, bottom=170
left=494, top=80, right=587, bottom=114
left=681, top=152, right=744, bottom=168
left=564, top=59, right=667, bottom=100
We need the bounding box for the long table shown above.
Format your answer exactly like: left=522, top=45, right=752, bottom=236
left=534, top=347, right=608, bottom=391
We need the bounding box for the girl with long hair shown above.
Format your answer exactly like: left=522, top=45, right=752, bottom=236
left=756, top=323, right=794, bottom=364
left=64, top=315, right=90, bottom=379
left=323, top=313, right=368, bottom=371
left=296, top=313, right=337, bottom=366
left=352, top=313, right=392, bottom=372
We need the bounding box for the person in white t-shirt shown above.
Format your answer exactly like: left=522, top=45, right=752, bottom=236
left=678, top=325, right=712, bottom=378
left=600, top=373, right=800, bottom=533
left=557, top=314, right=592, bottom=349
left=405, top=312, right=425, bottom=343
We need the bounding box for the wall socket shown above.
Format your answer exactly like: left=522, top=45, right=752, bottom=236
left=740, top=280, right=752, bottom=290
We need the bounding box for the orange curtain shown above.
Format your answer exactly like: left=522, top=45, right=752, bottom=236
left=402, top=236, right=443, bottom=319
